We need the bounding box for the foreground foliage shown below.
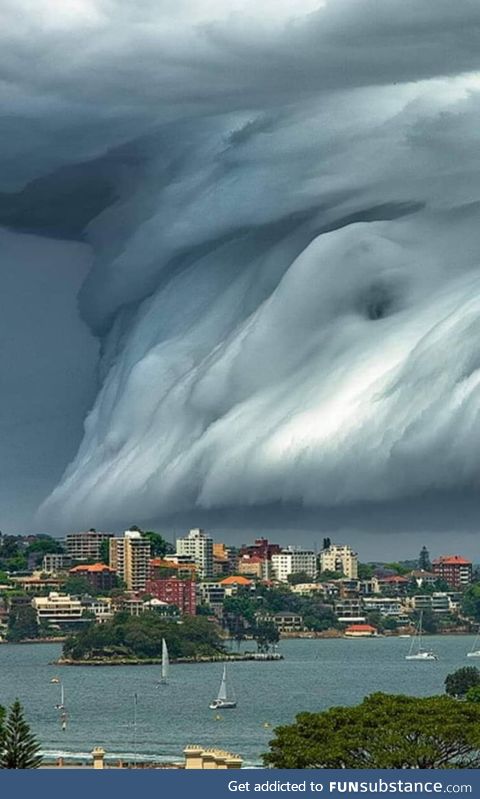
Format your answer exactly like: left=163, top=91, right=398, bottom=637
left=264, top=693, right=480, bottom=769
left=63, top=612, right=224, bottom=660
left=445, top=666, right=480, bottom=698
left=0, top=700, right=42, bottom=769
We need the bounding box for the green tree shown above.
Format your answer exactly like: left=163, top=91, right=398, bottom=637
left=264, top=693, right=480, bottom=768
left=0, top=700, right=42, bottom=769
left=253, top=621, right=279, bottom=653
left=63, top=575, right=92, bottom=596
left=318, top=570, right=344, bottom=580
left=286, top=572, right=314, bottom=586
left=445, top=666, right=480, bottom=698
left=7, top=605, right=39, bottom=642
left=418, top=546, right=431, bottom=571
left=462, top=584, right=480, bottom=622
left=142, top=531, right=174, bottom=558
left=357, top=563, right=374, bottom=580
left=25, top=536, right=63, bottom=557
left=384, top=562, right=410, bottom=576
left=99, top=539, right=110, bottom=565
left=466, top=686, right=480, bottom=703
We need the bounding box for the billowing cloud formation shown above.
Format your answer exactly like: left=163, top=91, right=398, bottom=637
left=2, top=0, right=480, bottom=529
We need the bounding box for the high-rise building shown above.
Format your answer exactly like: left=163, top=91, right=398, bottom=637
left=109, top=531, right=151, bottom=591
left=432, top=555, right=472, bottom=589
left=271, top=547, right=317, bottom=582
left=320, top=544, right=358, bottom=579
left=65, top=530, right=114, bottom=562
left=176, top=528, right=213, bottom=579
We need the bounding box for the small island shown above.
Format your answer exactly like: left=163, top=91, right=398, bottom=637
left=56, top=611, right=282, bottom=665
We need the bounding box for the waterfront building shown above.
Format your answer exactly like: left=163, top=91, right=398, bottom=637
left=176, top=529, right=213, bottom=579
left=432, top=555, right=472, bottom=588
left=69, top=563, right=117, bottom=592
left=319, top=543, right=358, bottom=579
left=109, top=530, right=151, bottom=591
left=408, top=592, right=461, bottom=614
left=65, top=530, right=114, bottom=562
left=42, top=553, right=73, bottom=574
left=334, top=598, right=366, bottom=623
left=145, top=577, right=196, bottom=615
left=271, top=547, right=317, bottom=582
left=259, top=611, right=305, bottom=633
left=32, top=592, right=83, bottom=626
left=344, top=623, right=377, bottom=637
left=363, top=597, right=404, bottom=617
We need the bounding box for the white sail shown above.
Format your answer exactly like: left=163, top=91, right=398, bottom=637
left=161, top=638, right=169, bottom=681
left=209, top=664, right=237, bottom=709
left=406, top=610, right=437, bottom=660
left=217, top=665, right=228, bottom=702
left=467, top=631, right=480, bottom=657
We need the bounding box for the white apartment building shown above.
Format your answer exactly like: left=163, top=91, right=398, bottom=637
left=32, top=592, right=83, bottom=625
left=320, top=544, right=358, bottom=579
left=271, top=547, right=317, bottom=582
left=65, top=530, right=114, bottom=562
left=80, top=597, right=114, bottom=623
left=109, top=530, right=151, bottom=591
left=176, top=529, right=213, bottom=579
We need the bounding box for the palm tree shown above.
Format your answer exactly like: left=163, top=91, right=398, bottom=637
left=0, top=699, right=42, bottom=769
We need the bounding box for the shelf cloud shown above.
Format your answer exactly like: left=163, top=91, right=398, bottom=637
left=2, top=1, right=480, bottom=536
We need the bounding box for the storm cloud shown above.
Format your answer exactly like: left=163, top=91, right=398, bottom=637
left=2, top=1, right=480, bottom=541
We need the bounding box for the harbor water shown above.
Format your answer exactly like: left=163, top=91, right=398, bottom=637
left=0, top=636, right=475, bottom=766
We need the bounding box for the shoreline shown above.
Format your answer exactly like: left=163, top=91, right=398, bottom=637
left=54, top=652, right=284, bottom=666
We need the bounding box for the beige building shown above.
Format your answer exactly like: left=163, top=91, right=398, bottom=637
left=320, top=544, right=358, bottom=579
left=184, top=746, right=243, bottom=769
left=109, top=531, right=151, bottom=591
left=32, top=592, right=83, bottom=625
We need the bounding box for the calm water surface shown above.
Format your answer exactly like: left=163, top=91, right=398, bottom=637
left=0, top=636, right=475, bottom=765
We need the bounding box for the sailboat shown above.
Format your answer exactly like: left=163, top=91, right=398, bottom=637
left=55, top=683, right=65, bottom=710
left=467, top=631, right=480, bottom=658
left=405, top=611, right=438, bottom=661
left=158, top=638, right=169, bottom=684
left=209, top=664, right=237, bottom=709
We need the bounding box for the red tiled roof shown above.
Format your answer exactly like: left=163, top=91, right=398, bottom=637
left=345, top=624, right=377, bottom=632
left=433, top=555, right=472, bottom=566
left=70, top=563, right=115, bottom=573
left=378, top=575, right=408, bottom=583
left=220, top=575, right=252, bottom=586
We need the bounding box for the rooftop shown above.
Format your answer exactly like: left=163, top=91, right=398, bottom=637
left=220, top=575, right=252, bottom=586
left=433, top=555, right=472, bottom=566
left=70, top=563, right=116, bottom=573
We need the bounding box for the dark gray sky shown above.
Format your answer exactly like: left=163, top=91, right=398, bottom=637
left=1, top=1, right=480, bottom=560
